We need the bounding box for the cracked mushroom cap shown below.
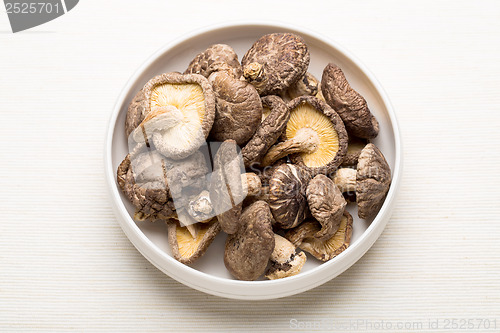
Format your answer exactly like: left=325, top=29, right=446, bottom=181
left=184, top=44, right=243, bottom=79
left=209, top=140, right=246, bottom=235
left=265, top=234, right=307, bottom=280
left=125, top=89, right=147, bottom=137
left=224, top=201, right=275, bottom=281
left=167, top=218, right=221, bottom=265
left=241, top=95, right=290, bottom=168
left=356, top=143, right=392, bottom=219
left=268, top=164, right=311, bottom=229
left=134, top=72, right=215, bottom=160
left=321, top=63, right=379, bottom=139
left=242, top=33, right=310, bottom=96
left=262, top=96, right=348, bottom=176
left=285, top=211, right=353, bottom=262
left=208, top=69, right=263, bottom=146
left=306, top=174, right=347, bottom=241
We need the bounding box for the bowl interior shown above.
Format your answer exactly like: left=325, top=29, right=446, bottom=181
left=109, top=24, right=398, bottom=281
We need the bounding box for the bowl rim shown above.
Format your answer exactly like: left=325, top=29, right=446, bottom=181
left=104, top=20, right=403, bottom=299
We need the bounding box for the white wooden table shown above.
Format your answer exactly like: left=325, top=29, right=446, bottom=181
left=1, top=1, right=499, bottom=331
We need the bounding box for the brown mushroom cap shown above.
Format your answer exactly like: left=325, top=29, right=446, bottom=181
left=265, top=234, right=307, bottom=280
left=242, top=33, right=310, bottom=95
left=284, top=72, right=319, bottom=101
left=321, top=63, right=379, bottom=139
left=137, top=72, right=215, bottom=160
left=224, top=201, right=275, bottom=280
left=285, top=211, right=353, bottom=262
left=262, top=96, right=348, bottom=176
left=241, top=95, right=290, bottom=168
left=306, top=174, right=347, bottom=240
left=268, top=164, right=311, bottom=229
left=184, top=44, right=243, bottom=79
left=356, top=143, right=392, bottom=219
left=167, top=218, right=221, bottom=265
left=208, top=70, right=263, bottom=146
left=125, top=89, right=146, bottom=137
left=209, top=140, right=246, bottom=234
left=341, top=135, right=369, bottom=167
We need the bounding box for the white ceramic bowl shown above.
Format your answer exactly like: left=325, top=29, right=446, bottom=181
left=105, top=21, right=402, bottom=300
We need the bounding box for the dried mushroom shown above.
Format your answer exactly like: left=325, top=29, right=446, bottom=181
left=224, top=201, right=275, bottom=280
left=241, top=95, right=290, bottom=167
left=286, top=211, right=353, bottom=262
left=125, top=89, right=146, bottom=137
left=268, top=164, right=311, bottom=229
left=242, top=33, right=310, bottom=95
left=117, top=149, right=209, bottom=221
left=167, top=218, right=221, bottom=264
left=241, top=172, right=262, bottom=197
left=209, top=140, right=246, bottom=234
left=208, top=69, right=263, bottom=146
left=265, top=234, right=307, bottom=280
left=184, top=44, right=243, bottom=79
left=262, top=96, right=348, bottom=176
left=342, top=136, right=368, bottom=167
left=321, top=63, right=379, bottom=139
left=334, top=143, right=391, bottom=219
left=284, top=72, right=319, bottom=101
left=132, top=72, right=215, bottom=160
left=306, top=174, right=347, bottom=241
left=187, top=190, right=213, bottom=222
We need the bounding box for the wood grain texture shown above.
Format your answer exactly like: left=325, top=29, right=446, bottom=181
left=0, top=0, right=499, bottom=331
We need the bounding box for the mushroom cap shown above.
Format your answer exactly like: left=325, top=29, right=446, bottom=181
left=224, top=201, right=275, bottom=281
left=167, top=218, right=221, bottom=265
left=321, top=63, right=379, bottom=139
left=140, top=72, right=215, bottom=160
left=209, top=140, right=246, bottom=234
left=184, top=44, right=243, bottom=79
left=208, top=70, right=263, bottom=146
left=356, top=143, right=392, bottom=219
left=285, top=211, right=353, bottom=262
left=265, top=235, right=307, bottom=280
left=117, top=149, right=209, bottom=221
left=125, top=89, right=146, bottom=137
left=242, top=33, right=310, bottom=95
left=341, top=135, right=369, bottom=167
left=241, top=95, right=290, bottom=168
left=117, top=153, right=175, bottom=221
left=284, top=72, right=319, bottom=101
left=268, top=163, right=311, bottom=229
left=285, top=96, right=348, bottom=176
left=306, top=174, right=347, bottom=240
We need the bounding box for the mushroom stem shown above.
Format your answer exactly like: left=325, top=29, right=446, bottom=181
left=261, top=127, right=320, bottom=166
left=333, top=168, right=356, bottom=193
left=243, top=62, right=264, bottom=81
left=241, top=172, right=262, bottom=197
left=187, top=190, right=213, bottom=222
left=177, top=209, right=199, bottom=238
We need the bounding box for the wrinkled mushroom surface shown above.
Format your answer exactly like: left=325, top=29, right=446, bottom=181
left=284, top=72, right=319, bottom=101
left=184, top=44, right=243, bottom=79
left=321, top=63, right=379, bottom=139
left=241, top=95, right=290, bottom=168
left=356, top=143, right=392, bottom=219
left=306, top=174, right=347, bottom=240
left=209, top=140, right=246, bottom=234
left=208, top=70, right=263, bottom=146
left=135, top=72, right=215, bottom=160
left=268, top=164, right=311, bottom=229
left=224, top=201, right=275, bottom=281
left=167, top=218, right=221, bottom=265
left=285, top=211, right=353, bottom=262
left=125, top=89, right=147, bottom=137
left=242, top=33, right=310, bottom=96
left=262, top=96, right=348, bottom=176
